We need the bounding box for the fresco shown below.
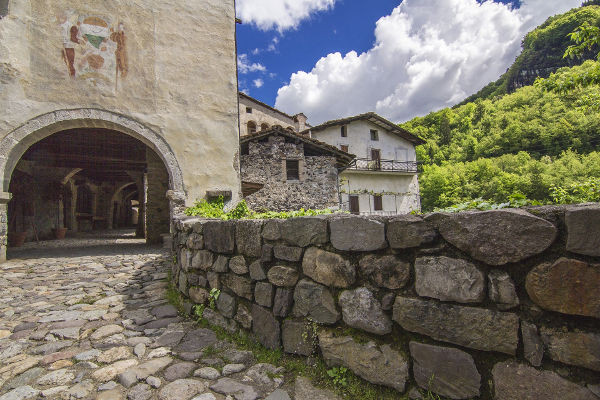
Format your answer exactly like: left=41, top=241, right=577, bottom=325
left=58, top=12, right=128, bottom=88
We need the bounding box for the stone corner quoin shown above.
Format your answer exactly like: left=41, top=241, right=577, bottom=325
left=171, top=204, right=600, bottom=399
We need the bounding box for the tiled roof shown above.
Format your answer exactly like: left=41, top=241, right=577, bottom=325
left=303, top=112, right=426, bottom=145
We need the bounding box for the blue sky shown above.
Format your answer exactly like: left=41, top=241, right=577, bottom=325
left=236, top=0, right=581, bottom=124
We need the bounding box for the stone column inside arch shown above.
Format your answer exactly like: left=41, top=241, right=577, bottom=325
left=145, top=149, right=170, bottom=244
left=0, top=192, right=12, bottom=262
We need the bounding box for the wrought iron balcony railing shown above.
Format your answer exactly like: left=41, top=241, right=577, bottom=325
left=345, top=158, right=421, bottom=173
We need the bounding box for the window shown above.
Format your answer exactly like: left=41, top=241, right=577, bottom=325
left=0, top=0, right=7, bottom=18
left=371, top=149, right=381, bottom=170
left=341, top=126, right=347, bottom=137
left=260, top=123, right=269, bottom=131
left=286, top=160, right=300, bottom=180
left=247, top=121, right=257, bottom=135
left=373, top=195, right=383, bottom=211
left=246, top=107, right=253, bottom=114
left=370, top=129, right=379, bottom=141
left=340, top=145, right=349, bottom=153
left=349, top=195, right=359, bottom=214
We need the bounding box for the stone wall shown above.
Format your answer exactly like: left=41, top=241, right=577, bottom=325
left=171, top=204, right=600, bottom=400
left=241, top=136, right=339, bottom=211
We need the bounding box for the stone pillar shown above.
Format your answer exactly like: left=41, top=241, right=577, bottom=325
left=0, top=192, right=13, bottom=262
left=145, top=149, right=170, bottom=244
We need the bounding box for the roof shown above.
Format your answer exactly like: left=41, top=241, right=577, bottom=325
left=239, top=92, right=296, bottom=123
left=240, top=126, right=355, bottom=168
left=303, top=112, right=426, bottom=145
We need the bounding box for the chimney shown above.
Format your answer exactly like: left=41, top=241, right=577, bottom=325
left=294, top=113, right=308, bottom=133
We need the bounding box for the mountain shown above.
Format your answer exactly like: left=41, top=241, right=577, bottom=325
left=458, top=4, right=600, bottom=105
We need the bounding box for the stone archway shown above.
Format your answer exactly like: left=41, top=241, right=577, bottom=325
left=0, top=108, right=186, bottom=260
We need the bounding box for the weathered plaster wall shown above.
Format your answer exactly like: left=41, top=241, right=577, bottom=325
left=172, top=204, right=600, bottom=400
left=241, top=136, right=339, bottom=211
left=0, top=0, right=241, bottom=206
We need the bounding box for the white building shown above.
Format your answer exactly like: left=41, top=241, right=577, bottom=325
left=239, top=92, right=308, bottom=136
left=305, top=113, right=425, bottom=215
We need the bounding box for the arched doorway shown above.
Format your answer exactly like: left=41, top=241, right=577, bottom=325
left=0, top=109, right=185, bottom=260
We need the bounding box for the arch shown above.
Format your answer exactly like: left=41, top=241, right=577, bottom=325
left=260, top=123, right=269, bottom=131
left=61, top=168, right=83, bottom=185
left=0, top=108, right=185, bottom=195
left=0, top=0, right=8, bottom=18
left=247, top=121, right=257, bottom=135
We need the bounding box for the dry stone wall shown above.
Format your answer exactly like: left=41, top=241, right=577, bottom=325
left=172, top=204, right=600, bottom=400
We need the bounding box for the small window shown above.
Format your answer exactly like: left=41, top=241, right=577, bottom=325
left=349, top=195, right=359, bottom=214
left=261, top=123, right=269, bottom=131
left=373, top=195, right=383, bottom=211
left=247, top=121, right=257, bottom=135
left=341, top=126, right=347, bottom=137
left=340, top=145, right=349, bottom=153
left=370, top=129, right=379, bottom=141
left=286, top=160, right=300, bottom=181
left=0, top=0, right=7, bottom=18
left=246, top=107, right=253, bottom=114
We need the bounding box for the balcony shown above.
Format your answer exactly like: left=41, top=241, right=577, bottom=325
left=345, top=158, right=421, bottom=173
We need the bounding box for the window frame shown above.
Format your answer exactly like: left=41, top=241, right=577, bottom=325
left=370, top=129, right=379, bottom=141
left=373, top=194, right=383, bottom=211
left=246, top=107, right=253, bottom=114
left=247, top=121, right=257, bottom=135
left=341, top=125, right=348, bottom=137
left=286, top=159, right=300, bottom=181
left=0, top=0, right=8, bottom=18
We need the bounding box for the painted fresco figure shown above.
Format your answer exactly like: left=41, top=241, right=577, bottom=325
left=110, top=23, right=128, bottom=79
left=59, top=13, right=81, bottom=77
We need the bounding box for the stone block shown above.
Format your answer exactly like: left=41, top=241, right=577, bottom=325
left=392, top=296, right=519, bottom=355
left=521, top=321, right=543, bottom=367
left=178, top=272, right=188, bottom=296
left=565, top=205, right=600, bottom=256
left=415, top=257, right=485, bottom=303
left=302, top=247, right=355, bottom=288
left=319, top=331, right=408, bottom=393
left=274, top=245, right=303, bottom=262
left=293, top=279, right=340, bottom=325
left=280, top=217, right=328, bottom=247
left=329, top=216, right=387, bottom=251
left=488, top=270, right=519, bottom=310
left=207, top=272, right=220, bottom=290
left=191, top=250, right=214, bottom=271
left=216, top=292, right=236, bottom=318
left=212, top=256, right=229, bottom=273
left=541, top=328, right=600, bottom=372
left=267, top=266, right=299, bottom=287
left=339, top=287, right=392, bottom=335
left=229, top=256, right=248, bottom=275
left=410, top=342, right=480, bottom=400
left=387, top=215, right=437, bottom=249
left=186, top=233, right=204, bottom=250
left=273, top=288, right=294, bottom=318
left=255, top=282, right=274, bottom=308
left=251, top=305, right=280, bottom=350
left=221, top=274, right=253, bottom=301
left=358, top=255, right=410, bottom=290
left=262, top=219, right=282, bottom=241
left=236, top=220, right=263, bottom=257
left=492, top=361, right=597, bottom=400
left=249, top=260, right=267, bottom=281
left=204, top=221, right=235, bottom=254
left=282, top=320, right=315, bottom=356
left=261, top=244, right=273, bottom=262
left=526, top=258, right=600, bottom=319
left=234, top=304, right=252, bottom=330
left=202, top=309, right=238, bottom=334
left=189, top=287, right=209, bottom=305
left=425, top=209, right=557, bottom=265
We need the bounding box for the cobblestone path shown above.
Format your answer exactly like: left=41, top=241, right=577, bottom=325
left=0, top=236, right=338, bottom=400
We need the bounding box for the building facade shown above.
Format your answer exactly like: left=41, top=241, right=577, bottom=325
left=0, top=0, right=240, bottom=258
left=306, top=113, right=425, bottom=215
left=240, top=127, right=353, bottom=211
left=239, top=92, right=308, bottom=136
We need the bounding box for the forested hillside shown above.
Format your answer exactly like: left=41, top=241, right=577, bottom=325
left=459, top=5, right=600, bottom=104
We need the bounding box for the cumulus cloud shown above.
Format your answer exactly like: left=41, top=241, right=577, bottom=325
left=275, top=0, right=581, bottom=124
left=238, top=54, right=267, bottom=74
left=237, top=0, right=337, bottom=32
left=253, top=78, right=265, bottom=88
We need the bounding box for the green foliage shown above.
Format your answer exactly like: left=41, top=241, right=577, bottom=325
left=327, top=367, right=349, bottom=388
left=184, top=195, right=335, bottom=220
left=564, top=21, right=600, bottom=60
left=550, top=177, right=600, bottom=203
left=208, top=288, right=220, bottom=310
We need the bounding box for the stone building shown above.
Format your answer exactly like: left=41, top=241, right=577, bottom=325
left=306, top=113, right=425, bottom=215
left=239, top=92, right=309, bottom=136
left=240, top=127, right=353, bottom=211
left=0, top=0, right=241, bottom=258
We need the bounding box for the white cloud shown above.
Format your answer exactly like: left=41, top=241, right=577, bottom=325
left=275, top=0, right=581, bottom=124
left=254, top=78, right=265, bottom=88
left=238, top=54, right=267, bottom=74
left=237, top=0, right=337, bottom=32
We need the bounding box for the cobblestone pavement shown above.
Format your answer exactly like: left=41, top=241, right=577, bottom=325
left=0, top=233, right=338, bottom=400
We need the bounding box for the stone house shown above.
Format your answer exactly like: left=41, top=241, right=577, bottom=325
left=239, top=92, right=309, bottom=136
left=240, top=127, right=354, bottom=211
left=305, top=113, right=425, bottom=215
